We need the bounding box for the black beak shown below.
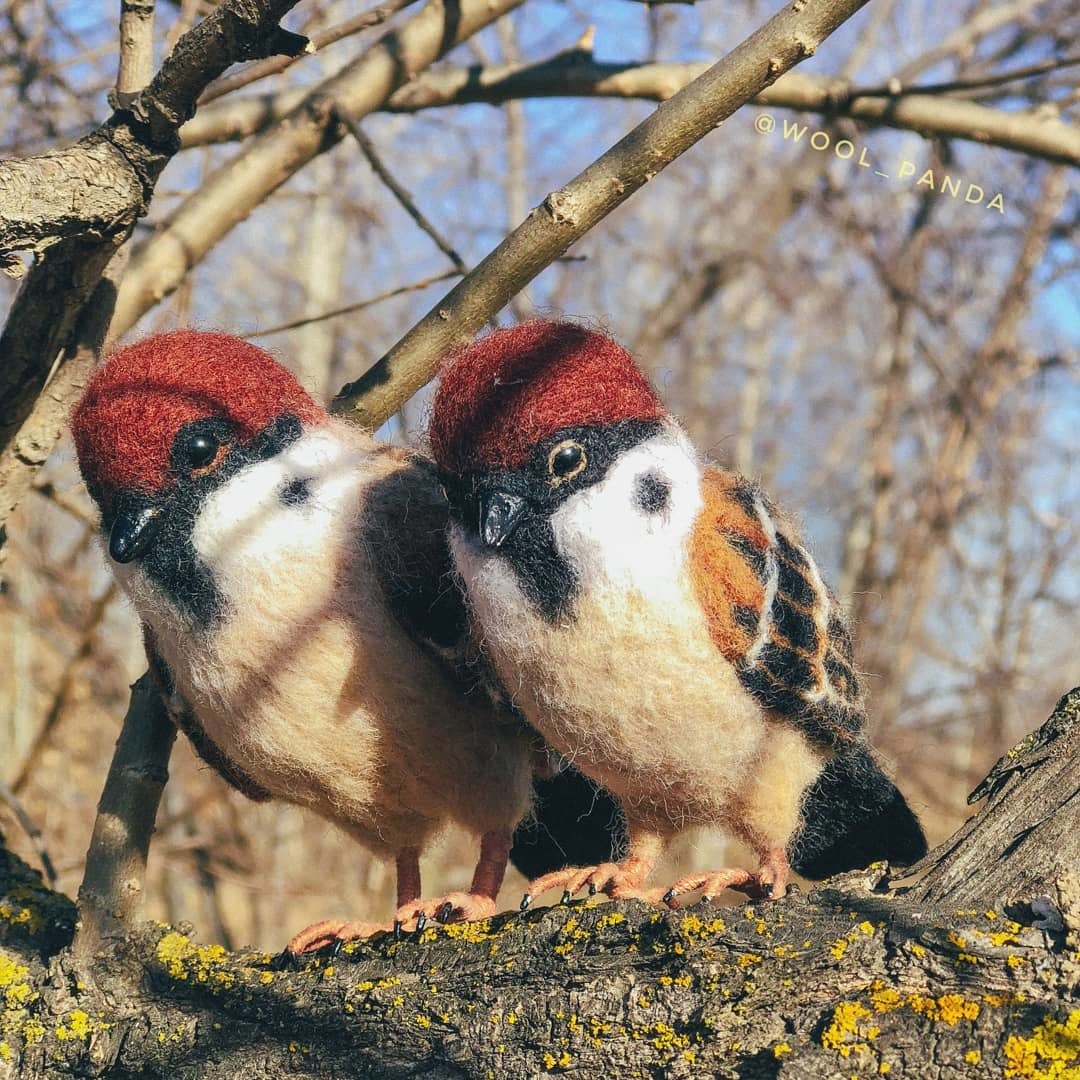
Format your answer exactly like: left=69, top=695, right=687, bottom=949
left=480, top=491, right=528, bottom=548
left=109, top=503, right=164, bottom=563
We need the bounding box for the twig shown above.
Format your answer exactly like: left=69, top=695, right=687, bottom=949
left=848, top=52, right=1080, bottom=100
left=336, top=110, right=467, bottom=274
left=200, top=0, right=422, bottom=103
left=0, top=779, right=58, bottom=887
left=329, top=0, right=875, bottom=427
left=248, top=270, right=461, bottom=338
left=73, top=674, right=177, bottom=960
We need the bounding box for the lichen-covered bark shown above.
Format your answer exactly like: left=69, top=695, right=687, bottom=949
left=2, top=691, right=1077, bottom=1079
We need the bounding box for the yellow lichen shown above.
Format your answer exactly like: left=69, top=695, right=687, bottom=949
left=965, top=1049, right=982, bottom=1065
left=55, top=1010, right=93, bottom=1041
left=773, top=1042, right=792, bottom=1057
left=0, top=1042, right=11, bottom=1062
left=822, top=1001, right=872, bottom=1055
left=1003, top=1011, right=1080, bottom=1080
left=595, top=912, right=625, bottom=931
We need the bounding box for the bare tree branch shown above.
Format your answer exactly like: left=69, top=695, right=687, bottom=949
left=183, top=59, right=1080, bottom=165
left=107, top=0, right=527, bottom=343
left=328, top=0, right=891, bottom=427
left=248, top=269, right=460, bottom=338
left=850, top=51, right=1080, bottom=98
left=0, top=778, right=58, bottom=887
left=200, top=0, right=422, bottom=103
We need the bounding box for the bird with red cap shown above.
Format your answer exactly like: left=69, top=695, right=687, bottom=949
left=72, top=330, right=534, bottom=956
left=429, top=320, right=927, bottom=908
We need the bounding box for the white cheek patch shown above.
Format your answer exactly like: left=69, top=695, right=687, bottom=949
left=550, top=430, right=703, bottom=598
left=191, top=429, right=362, bottom=578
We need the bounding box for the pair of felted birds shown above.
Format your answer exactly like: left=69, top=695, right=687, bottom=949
left=71, top=321, right=927, bottom=955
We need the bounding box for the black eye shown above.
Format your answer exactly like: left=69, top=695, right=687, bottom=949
left=171, top=421, right=231, bottom=477
left=547, top=440, right=587, bottom=483
left=185, top=433, right=219, bottom=470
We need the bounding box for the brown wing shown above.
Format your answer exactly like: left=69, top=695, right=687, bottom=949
left=689, top=468, right=864, bottom=750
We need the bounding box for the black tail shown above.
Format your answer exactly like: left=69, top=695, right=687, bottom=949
left=789, top=743, right=927, bottom=879
left=510, top=767, right=625, bottom=881
left=510, top=748, right=927, bottom=883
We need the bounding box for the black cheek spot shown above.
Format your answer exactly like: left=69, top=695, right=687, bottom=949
left=634, top=471, right=671, bottom=515
left=280, top=477, right=312, bottom=507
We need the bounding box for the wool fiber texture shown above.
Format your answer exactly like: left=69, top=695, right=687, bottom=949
left=72, top=333, right=533, bottom=864
left=433, top=321, right=928, bottom=882
left=429, top=320, right=666, bottom=474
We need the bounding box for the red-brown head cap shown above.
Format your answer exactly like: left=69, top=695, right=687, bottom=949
left=72, top=330, right=326, bottom=511
left=429, top=321, right=665, bottom=475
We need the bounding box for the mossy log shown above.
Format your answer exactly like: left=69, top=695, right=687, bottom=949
left=1, top=690, right=1078, bottom=1079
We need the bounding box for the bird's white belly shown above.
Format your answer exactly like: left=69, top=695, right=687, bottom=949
left=460, top=547, right=769, bottom=830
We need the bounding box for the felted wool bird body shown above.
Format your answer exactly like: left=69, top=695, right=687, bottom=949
left=71, top=331, right=533, bottom=951
left=430, top=321, right=927, bottom=904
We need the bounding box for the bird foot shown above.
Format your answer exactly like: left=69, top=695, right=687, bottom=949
left=662, top=855, right=789, bottom=908
left=279, top=917, right=392, bottom=964
left=397, top=892, right=498, bottom=930
left=522, top=862, right=666, bottom=909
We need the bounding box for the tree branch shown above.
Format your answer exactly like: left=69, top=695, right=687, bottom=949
left=115, top=0, right=157, bottom=108
left=199, top=0, right=422, bottom=103
left=182, top=58, right=1080, bottom=166
left=107, top=0, right=527, bottom=343
left=72, top=674, right=177, bottom=961
left=337, top=110, right=467, bottom=273
left=2, top=690, right=1077, bottom=1076
left=329, top=0, right=876, bottom=428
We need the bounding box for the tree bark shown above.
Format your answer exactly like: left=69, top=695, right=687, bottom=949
left=1, top=690, right=1077, bottom=1078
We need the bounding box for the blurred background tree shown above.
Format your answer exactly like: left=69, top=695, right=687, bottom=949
left=0, top=0, right=1076, bottom=953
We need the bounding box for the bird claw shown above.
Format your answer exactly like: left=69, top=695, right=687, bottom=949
left=415, top=912, right=427, bottom=933
left=269, top=948, right=300, bottom=972
left=393, top=919, right=404, bottom=942
left=436, top=901, right=454, bottom=923
left=520, top=893, right=533, bottom=911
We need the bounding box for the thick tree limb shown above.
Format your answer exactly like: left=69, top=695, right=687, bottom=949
left=1, top=691, right=1077, bottom=1077
left=108, top=0, right=527, bottom=343
left=0, top=245, right=129, bottom=576
left=0, top=0, right=306, bottom=257
left=182, top=60, right=1080, bottom=165
left=330, top=0, right=875, bottom=428
left=903, top=687, right=1080, bottom=911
